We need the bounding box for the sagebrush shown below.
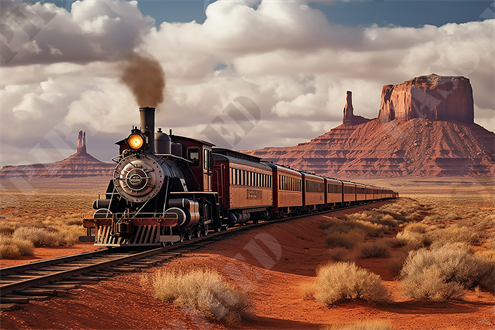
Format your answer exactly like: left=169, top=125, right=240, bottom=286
left=315, top=262, right=389, bottom=305
left=146, top=269, right=250, bottom=325
left=322, top=320, right=394, bottom=330
left=0, top=236, right=34, bottom=259
left=400, top=243, right=494, bottom=301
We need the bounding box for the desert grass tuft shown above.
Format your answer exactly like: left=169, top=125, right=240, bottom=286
left=325, top=230, right=365, bottom=249
left=147, top=269, right=250, bottom=325
left=11, top=225, right=84, bottom=247
left=322, top=319, right=394, bottom=330
left=358, top=242, right=391, bottom=259
left=0, top=236, right=34, bottom=259
left=300, top=281, right=316, bottom=300
left=315, top=262, right=389, bottom=305
left=400, top=243, right=494, bottom=301
left=13, top=227, right=60, bottom=247
left=328, top=247, right=353, bottom=261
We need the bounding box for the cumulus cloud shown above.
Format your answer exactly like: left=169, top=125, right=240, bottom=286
left=1, top=0, right=494, bottom=167
left=0, top=0, right=153, bottom=66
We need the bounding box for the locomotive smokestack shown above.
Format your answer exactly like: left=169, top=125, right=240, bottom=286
left=139, top=107, right=155, bottom=153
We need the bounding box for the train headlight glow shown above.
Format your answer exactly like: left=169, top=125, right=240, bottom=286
left=128, top=134, right=144, bottom=150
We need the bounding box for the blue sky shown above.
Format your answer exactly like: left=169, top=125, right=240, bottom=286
left=38, top=0, right=493, bottom=27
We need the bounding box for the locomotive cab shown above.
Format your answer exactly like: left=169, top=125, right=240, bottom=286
left=170, top=135, right=215, bottom=192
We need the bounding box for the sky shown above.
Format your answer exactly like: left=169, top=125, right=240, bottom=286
left=1, top=0, right=494, bottom=167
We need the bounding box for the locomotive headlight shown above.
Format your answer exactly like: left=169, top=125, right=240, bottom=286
left=127, top=133, right=144, bottom=150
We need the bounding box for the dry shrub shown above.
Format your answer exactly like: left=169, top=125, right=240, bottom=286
left=148, top=269, right=250, bottom=325
left=382, top=237, right=408, bottom=248
left=328, top=247, right=353, bottom=261
left=323, top=319, right=394, bottom=330
left=431, top=225, right=481, bottom=246
left=483, top=237, right=494, bottom=250
left=11, top=224, right=84, bottom=247
left=422, top=207, right=462, bottom=224
left=376, top=198, right=426, bottom=222
left=66, top=218, right=83, bottom=226
left=400, top=243, right=494, bottom=301
left=0, top=236, right=34, bottom=259
left=403, top=223, right=429, bottom=233
left=0, top=222, right=18, bottom=236
left=358, top=242, right=390, bottom=259
left=345, top=211, right=398, bottom=229
left=315, top=262, right=389, bottom=305
left=300, top=281, right=315, bottom=300
left=325, top=230, right=365, bottom=249
left=13, top=227, right=60, bottom=247
left=480, top=249, right=495, bottom=263
left=57, top=225, right=85, bottom=245
left=395, top=230, right=431, bottom=249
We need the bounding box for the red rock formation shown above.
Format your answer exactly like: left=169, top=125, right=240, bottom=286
left=0, top=132, right=114, bottom=179
left=342, top=91, right=370, bottom=126
left=246, top=119, right=494, bottom=177
left=379, top=74, right=474, bottom=124
left=77, top=131, right=87, bottom=154
left=245, top=74, right=492, bottom=178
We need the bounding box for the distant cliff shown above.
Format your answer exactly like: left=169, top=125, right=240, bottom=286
left=0, top=131, right=114, bottom=179
left=245, top=74, right=494, bottom=177
left=379, top=74, right=474, bottom=124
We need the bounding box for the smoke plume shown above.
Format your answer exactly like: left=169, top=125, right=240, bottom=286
left=121, top=54, right=165, bottom=108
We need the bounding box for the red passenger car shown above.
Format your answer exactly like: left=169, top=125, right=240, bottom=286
left=268, top=164, right=303, bottom=217
left=325, top=178, right=343, bottom=206
left=212, top=149, right=273, bottom=225
left=343, top=181, right=356, bottom=204
left=302, top=173, right=325, bottom=211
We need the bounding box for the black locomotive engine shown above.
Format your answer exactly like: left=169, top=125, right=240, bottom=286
left=80, top=107, right=221, bottom=247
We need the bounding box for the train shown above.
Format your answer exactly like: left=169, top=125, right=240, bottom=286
left=80, top=107, right=398, bottom=247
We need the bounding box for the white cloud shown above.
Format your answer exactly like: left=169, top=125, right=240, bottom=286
left=0, top=0, right=153, bottom=66
left=1, top=0, right=494, bottom=168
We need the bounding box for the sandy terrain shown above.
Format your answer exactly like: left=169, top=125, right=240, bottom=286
left=2, top=199, right=494, bottom=330
left=0, top=180, right=495, bottom=329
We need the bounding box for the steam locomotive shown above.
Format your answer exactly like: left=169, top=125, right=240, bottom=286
left=80, top=107, right=398, bottom=247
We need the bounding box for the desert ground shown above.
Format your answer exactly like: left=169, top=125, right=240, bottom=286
left=1, top=176, right=494, bottom=330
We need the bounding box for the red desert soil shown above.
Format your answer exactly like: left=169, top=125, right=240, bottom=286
left=0, top=244, right=103, bottom=269
left=2, top=201, right=494, bottom=330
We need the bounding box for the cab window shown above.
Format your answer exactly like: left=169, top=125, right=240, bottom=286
left=188, top=148, right=200, bottom=166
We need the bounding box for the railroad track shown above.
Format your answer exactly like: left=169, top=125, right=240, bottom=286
left=0, top=200, right=390, bottom=311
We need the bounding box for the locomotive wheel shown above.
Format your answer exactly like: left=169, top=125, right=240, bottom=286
left=203, top=224, right=209, bottom=236
left=196, top=228, right=202, bottom=238
left=187, top=231, right=193, bottom=240
left=179, top=232, right=185, bottom=243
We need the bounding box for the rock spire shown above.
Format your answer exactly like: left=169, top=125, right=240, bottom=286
left=77, top=131, right=87, bottom=154
left=342, top=91, right=370, bottom=126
